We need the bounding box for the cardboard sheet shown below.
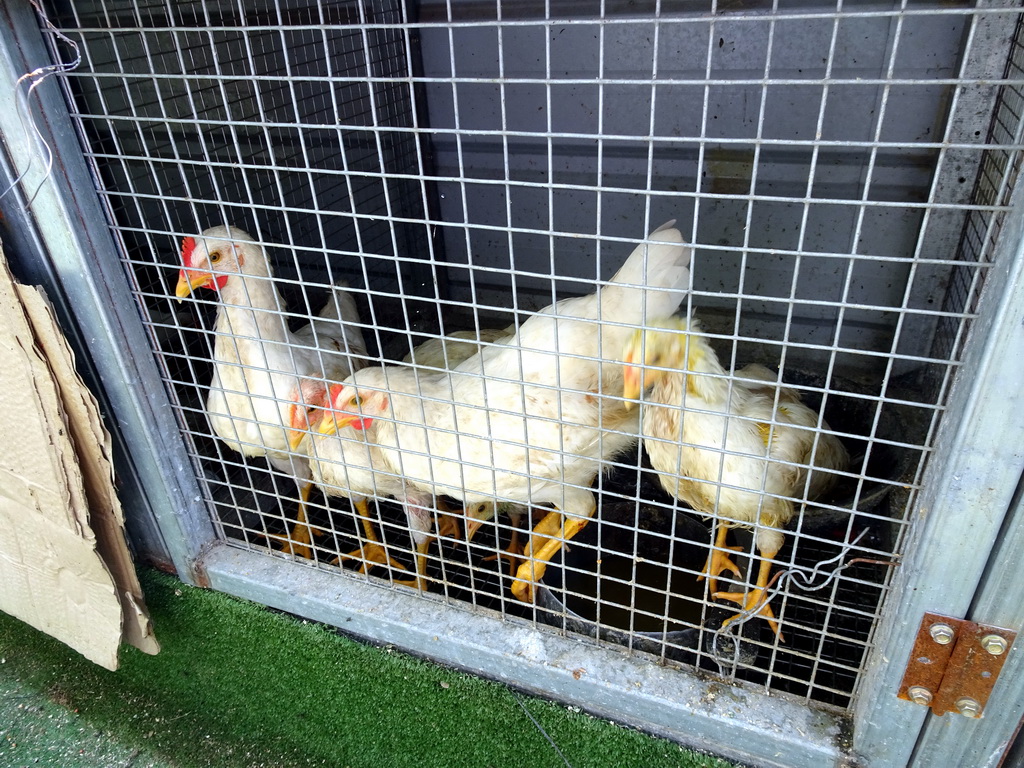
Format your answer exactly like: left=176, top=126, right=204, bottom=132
left=0, top=244, right=158, bottom=669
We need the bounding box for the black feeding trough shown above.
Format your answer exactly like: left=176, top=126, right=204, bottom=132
left=782, top=371, right=913, bottom=534
left=535, top=500, right=760, bottom=667
left=533, top=370, right=912, bottom=668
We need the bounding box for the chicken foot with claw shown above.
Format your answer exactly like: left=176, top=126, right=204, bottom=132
left=511, top=507, right=591, bottom=603
left=714, top=544, right=783, bottom=640
left=408, top=502, right=465, bottom=593
left=336, top=498, right=411, bottom=580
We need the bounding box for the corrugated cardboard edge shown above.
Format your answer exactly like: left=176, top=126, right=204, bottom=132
left=16, top=281, right=159, bottom=657
left=0, top=243, right=157, bottom=669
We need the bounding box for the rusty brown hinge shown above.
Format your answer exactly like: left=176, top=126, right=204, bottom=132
left=897, top=612, right=1017, bottom=718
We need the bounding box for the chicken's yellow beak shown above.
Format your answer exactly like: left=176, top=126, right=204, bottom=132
left=622, top=365, right=642, bottom=405
left=318, top=412, right=359, bottom=436
left=175, top=270, right=212, bottom=301
left=465, top=517, right=485, bottom=542
left=287, top=428, right=307, bottom=452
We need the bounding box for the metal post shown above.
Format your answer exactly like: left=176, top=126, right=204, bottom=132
left=0, top=1, right=214, bottom=583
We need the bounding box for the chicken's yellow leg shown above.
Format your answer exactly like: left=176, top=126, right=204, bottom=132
left=697, top=523, right=743, bottom=594
left=338, top=498, right=410, bottom=575
left=487, top=525, right=523, bottom=577
left=270, top=481, right=319, bottom=559
left=522, top=508, right=563, bottom=548
left=413, top=538, right=431, bottom=593
left=404, top=501, right=473, bottom=593
left=434, top=510, right=462, bottom=541
left=511, top=509, right=589, bottom=603
left=714, top=543, right=783, bottom=641
left=464, top=504, right=522, bottom=577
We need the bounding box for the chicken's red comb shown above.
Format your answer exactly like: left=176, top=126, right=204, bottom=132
left=328, top=383, right=344, bottom=403
left=181, top=236, right=197, bottom=267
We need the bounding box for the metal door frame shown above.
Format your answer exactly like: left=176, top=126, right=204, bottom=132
left=852, top=182, right=1024, bottom=765
left=0, top=1, right=211, bottom=577
left=910, top=485, right=1024, bottom=767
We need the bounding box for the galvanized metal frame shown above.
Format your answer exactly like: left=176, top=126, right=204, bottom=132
left=852, top=173, right=1024, bottom=765
left=3, top=2, right=1024, bottom=766
left=0, top=0, right=212, bottom=581
left=909, top=478, right=1024, bottom=767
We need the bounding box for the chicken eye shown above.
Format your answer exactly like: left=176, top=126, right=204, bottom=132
left=209, top=250, right=222, bottom=264
left=351, top=395, right=363, bottom=408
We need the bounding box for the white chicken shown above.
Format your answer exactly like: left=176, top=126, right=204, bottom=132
left=175, top=225, right=367, bottom=559
left=403, top=326, right=521, bottom=546
left=621, top=316, right=850, bottom=638
left=318, top=222, right=692, bottom=602
left=402, top=327, right=514, bottom=369
left=288, top=326, right=516, bottom=588
left=298, top=382, right=431, bottom=587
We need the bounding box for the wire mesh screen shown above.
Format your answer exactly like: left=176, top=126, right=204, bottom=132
left=39, top=0, right=1024, bottom=713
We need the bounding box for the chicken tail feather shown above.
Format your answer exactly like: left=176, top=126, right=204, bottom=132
left=602, top=221, right=691, bottom=327
left=316, top=281, right=359, bottom=323
left=307, top=282, right=368, bottom=359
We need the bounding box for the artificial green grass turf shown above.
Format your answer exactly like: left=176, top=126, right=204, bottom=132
left=0, top=569, right=738, bottom=768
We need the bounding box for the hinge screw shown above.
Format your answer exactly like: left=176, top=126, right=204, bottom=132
left=907, top=686, right=933, bottom=706
left=980, top=634, right=1007, bottom=656
left=929, top=623, right=955, bottom=645
left=955, top=697, right=982, bottom=718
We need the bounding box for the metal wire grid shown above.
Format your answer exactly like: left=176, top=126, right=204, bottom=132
left=37, top=0, right=1024, bottom=712
left=931, top=15, right=1024, bottom=371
